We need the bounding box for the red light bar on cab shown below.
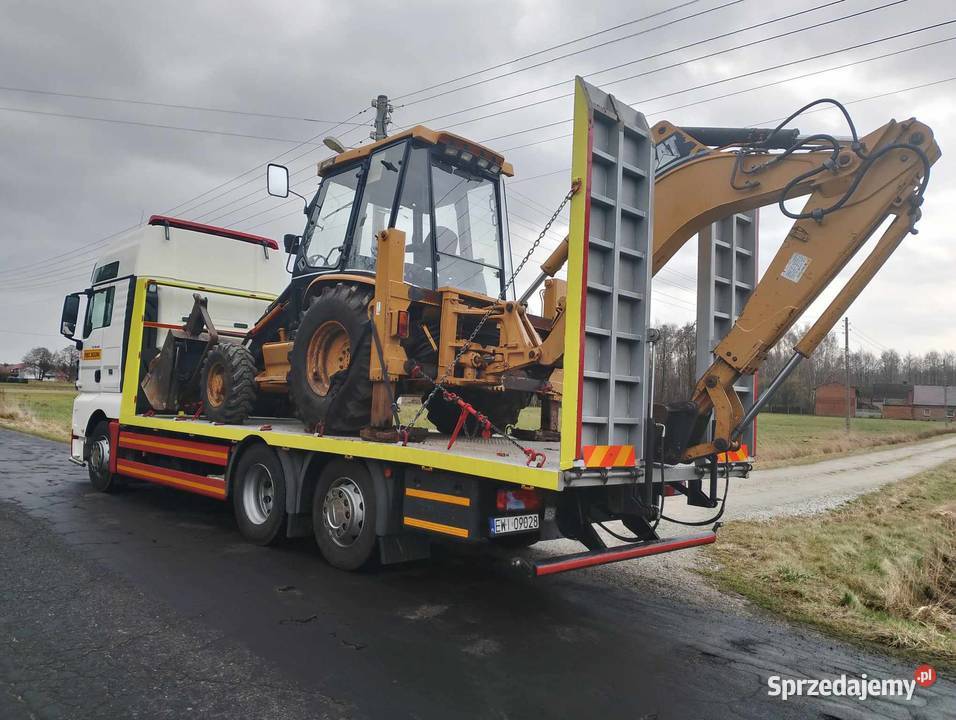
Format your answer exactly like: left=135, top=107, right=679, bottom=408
left=148, top=215, right=279, bottom=250
left=518, top=531, right=717, bottom=577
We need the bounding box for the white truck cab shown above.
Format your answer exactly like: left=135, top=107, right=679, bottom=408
left=60, top=216, right=284, bottom=464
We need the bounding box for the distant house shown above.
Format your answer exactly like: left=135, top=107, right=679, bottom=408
left=882, top=384, right=956, bottom=421
left=0, top=362, right=27, bottom=381
left=814, top=382, right=858, bottom=417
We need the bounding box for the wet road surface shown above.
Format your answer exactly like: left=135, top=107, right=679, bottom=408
left=0, top=429, right=953, bottom=719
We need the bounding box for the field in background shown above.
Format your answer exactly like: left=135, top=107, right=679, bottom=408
left=2, top=386, right=954, bottom=464
left=0, top=383, right=75, bottom=442
left=705, top=463, right=956, bottom=671
left=754, top=413, right=956, bottom=467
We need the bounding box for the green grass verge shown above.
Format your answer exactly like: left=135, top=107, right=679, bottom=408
left=0, top=384, right=76, bottom=442
left=755, top=413, right=956, bottom=467
left=704, top=463, right=956, bottom=671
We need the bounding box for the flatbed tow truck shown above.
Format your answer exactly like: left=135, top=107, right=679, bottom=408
left=59, top=79, right=938, bottom=575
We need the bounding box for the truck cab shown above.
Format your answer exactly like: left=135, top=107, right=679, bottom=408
left=60, top=217, right=283, bottom=465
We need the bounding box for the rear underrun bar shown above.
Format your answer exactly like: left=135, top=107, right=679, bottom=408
left=514, top=531, right=717, bottom=577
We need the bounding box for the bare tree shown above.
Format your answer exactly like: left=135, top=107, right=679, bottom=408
left=22, top=347, right=55, bottom=381
left=54, top=346, right=80, bottom=381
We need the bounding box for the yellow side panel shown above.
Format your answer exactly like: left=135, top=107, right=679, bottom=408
left=559, top=78, right=594, bottom=471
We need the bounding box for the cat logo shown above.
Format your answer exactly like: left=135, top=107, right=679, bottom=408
left=82, top=347, right=102, bottom=361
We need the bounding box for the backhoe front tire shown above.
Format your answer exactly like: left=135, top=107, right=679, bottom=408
left=201, top=343, right=257, bottom=424
left=289, top=284, right=373, bottom=433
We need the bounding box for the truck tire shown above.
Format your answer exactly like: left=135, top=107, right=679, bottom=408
left=313, top=459, right=378, bottom=570
left=87, top=420, right=122, bottom=493
left=201, top=343, right=257, bottom=424
left=425, top=390, right=528, bottom=436
left=232, top=444, right=287, bottom=546
left=289, top=284, right=372, bottom=432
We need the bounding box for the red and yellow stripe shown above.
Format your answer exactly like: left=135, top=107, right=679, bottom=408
left=119, top=430, right=229, bottom=466
left=717, top=444, right=750, bottom=463
left=582, top=444, right=636, bottom=468
left=116, top=458, right=226, bottom=499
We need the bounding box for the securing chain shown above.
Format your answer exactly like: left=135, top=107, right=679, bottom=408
left=399, top=180, right=580, bottom=460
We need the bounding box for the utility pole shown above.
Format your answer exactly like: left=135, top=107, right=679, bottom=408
left=371, top=94, right=392, bottom=141
left=946, top=356, right=951, bottom=425
left=844, top=316, right=851, bottom=433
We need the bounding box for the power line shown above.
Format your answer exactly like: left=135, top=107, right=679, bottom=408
left=163, top=106, right=369, bottom=217
left=408, top=0, right=848, bottom=129
left=477, top=0, right=910, bottom=144
left=392, top=0, right=704, bottom=101
left=0, top=329, right=64, bottom=339
left=185, top=3, right=836, bottom=228
left=0, top=2, right=913, bottom=285
left=495, top=26, right=956, bottom=154
left=752, top=74, right=956, bottom=125
left=0, top=105, right=330, bottom=145
left=491, top=71, right=956, bottom=188
left=397, top=0, right=750, bottom=108
left=0, top=106, right=370, bottom=282
left=0, top=85, right=367, bottom=125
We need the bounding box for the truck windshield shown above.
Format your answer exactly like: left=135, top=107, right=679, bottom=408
left=301, top=165, right=362, bottom=269
left=430, top=158, right=502, bottom=296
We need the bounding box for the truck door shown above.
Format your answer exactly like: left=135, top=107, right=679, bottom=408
left=78, top=280, right=129, bottom=393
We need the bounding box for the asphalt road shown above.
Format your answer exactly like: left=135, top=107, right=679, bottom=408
left=0, top=428, right=953, bottom=720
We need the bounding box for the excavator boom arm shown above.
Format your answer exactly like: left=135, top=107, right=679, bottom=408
left=649, top=115, right=939, bottom=463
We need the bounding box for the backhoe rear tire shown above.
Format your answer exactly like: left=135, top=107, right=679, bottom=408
left=201, top=343, right=257, bottom=424
left=289, top=284, right=373, bottom=433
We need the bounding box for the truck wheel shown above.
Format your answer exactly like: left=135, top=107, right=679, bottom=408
left=289, top=284, right=372, bottom=432
left=313, top=459, right=378, bottom=570
left=425, top=390, right=528, bottom=436
left=201, top=343, right=257, bottom=424
left=232, top=444, right=287, bottom=546
left=87, top=420, right=121, bottom=493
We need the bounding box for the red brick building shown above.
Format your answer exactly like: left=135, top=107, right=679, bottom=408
left=883, top=385, right=956, bottom=421
left=814, top=382, right=857, bottom=417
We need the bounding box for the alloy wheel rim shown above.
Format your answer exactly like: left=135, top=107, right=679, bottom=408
left=322, top=476, right=366, bottom=548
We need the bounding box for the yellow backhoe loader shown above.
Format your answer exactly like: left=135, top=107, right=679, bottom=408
left=142, top=79, right=938, bottom=468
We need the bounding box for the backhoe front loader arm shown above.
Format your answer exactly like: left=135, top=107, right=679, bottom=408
left=650, top=113, right=939, bottom=463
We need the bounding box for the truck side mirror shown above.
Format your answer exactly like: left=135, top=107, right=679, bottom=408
left=60, top=293, right=80, bottom=339
left=267, top=163, right=290, bottom=198
left=283, top=234, right=300, bottom=254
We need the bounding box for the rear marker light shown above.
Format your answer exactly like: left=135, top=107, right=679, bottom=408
left=396, top=310, right=410, bottom=338
left=496, top=488, right=542, bottom=512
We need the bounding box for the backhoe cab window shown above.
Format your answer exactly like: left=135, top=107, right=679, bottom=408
left=303, top=165, right=362, bottom=269
left=394, top=145, right=433, bottom=287
left=346, top=142, right=406, bottom=272
left=431, top=158, right=502, bottom=296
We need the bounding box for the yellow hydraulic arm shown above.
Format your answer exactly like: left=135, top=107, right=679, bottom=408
left=651, top=109, right=939, bottom=463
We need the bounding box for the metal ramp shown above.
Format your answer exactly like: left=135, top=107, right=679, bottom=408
left=560, top=77, right=654, bottom=469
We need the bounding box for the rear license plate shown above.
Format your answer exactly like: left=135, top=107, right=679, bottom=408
left=490, top=514, right=540, bottom=535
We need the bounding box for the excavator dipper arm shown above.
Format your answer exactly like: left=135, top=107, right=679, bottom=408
left=650, top=108, right=939, bottom=463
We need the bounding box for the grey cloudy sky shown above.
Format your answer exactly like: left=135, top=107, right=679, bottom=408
left=1, top=0, right=953, bottom=362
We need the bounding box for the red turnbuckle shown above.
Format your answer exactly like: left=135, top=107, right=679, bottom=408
left=192, top=402, right=204, bottom=420
left=399, top=428, right=410, bottom=446
left=443, top=390, right=491, bottom=450
left=524, top=448, right=546, bottom=468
